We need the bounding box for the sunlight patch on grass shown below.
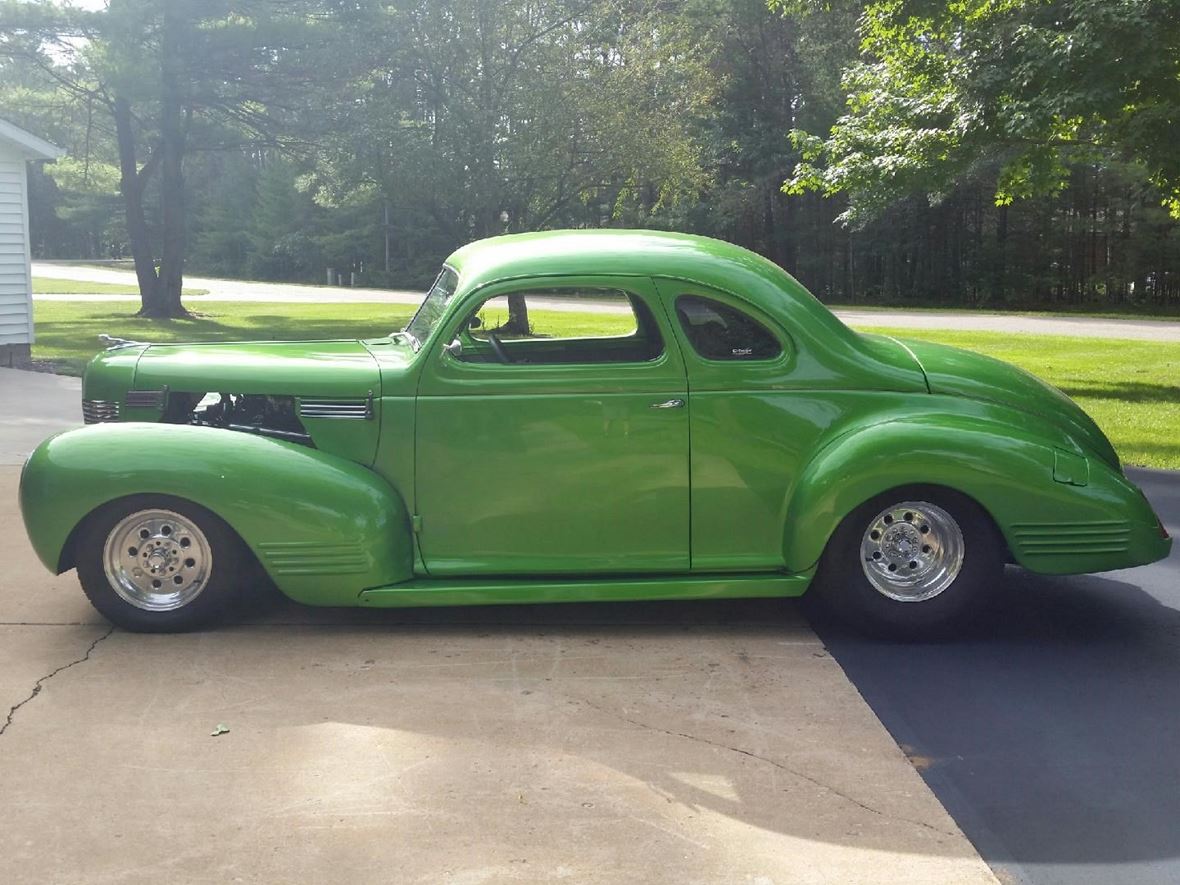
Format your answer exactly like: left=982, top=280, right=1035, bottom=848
left=32, top=277, right=209, bottom=296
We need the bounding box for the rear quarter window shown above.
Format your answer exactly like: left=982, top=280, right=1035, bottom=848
left=675, top=295, right=782, bottom=361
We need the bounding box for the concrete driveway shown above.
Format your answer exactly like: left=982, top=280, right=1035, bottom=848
left=32, top=261, right=1180, bottom=341
left=0, top=368, right=995, bottom=884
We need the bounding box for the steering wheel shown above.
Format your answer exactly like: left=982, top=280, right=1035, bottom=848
left=486, top=331, right=511, bottom=364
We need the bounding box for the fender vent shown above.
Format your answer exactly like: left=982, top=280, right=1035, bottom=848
left=257, top=541, right=370, bottom=575
left=1010, top=521, right=1130, bottom=557
left=82, top=399, right=120, bottom=423
left=298, top=394, right=373, bottom=420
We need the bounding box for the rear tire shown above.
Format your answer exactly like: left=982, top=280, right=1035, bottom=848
left=75, top=495, right=248, bottom=632
left=812, top=486, right=1003, bottom=639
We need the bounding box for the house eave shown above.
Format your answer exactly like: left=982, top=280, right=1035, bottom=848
left=0, top=118, right=64, bottom=161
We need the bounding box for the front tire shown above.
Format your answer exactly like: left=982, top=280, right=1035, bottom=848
left=75, top=495, right=248, bottom=632
left=812, top=486, right=1003, bottom=639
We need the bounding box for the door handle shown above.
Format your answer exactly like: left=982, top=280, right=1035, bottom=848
left=650, top=398, right=685, bottom=409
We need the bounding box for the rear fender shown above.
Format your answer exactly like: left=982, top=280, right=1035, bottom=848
left=19, top=423, right=413, bottom=605
left=782, top=413, right=1163, bottom=575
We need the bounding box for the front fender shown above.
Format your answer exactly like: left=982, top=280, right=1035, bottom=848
left=19, top=424, right=414, bottom=605
left=782, top=412, right=1168, bottom=575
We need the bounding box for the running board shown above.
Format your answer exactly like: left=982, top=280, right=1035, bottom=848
left=359, top=571, right=813, bottom=608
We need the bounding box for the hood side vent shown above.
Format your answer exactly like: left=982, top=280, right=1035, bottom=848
left=125, top=388, right=166, bottom=409
left=298, top=393, right=373, bottom=420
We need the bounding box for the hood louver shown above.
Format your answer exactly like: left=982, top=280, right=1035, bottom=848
left=298, top=394, right=373, bottom=420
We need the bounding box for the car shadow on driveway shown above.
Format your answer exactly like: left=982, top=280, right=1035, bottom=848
left=811, top=560, right=1180, bottom=884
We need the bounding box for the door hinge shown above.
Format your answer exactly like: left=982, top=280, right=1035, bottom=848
left=411, top=514, right=423, bottom=533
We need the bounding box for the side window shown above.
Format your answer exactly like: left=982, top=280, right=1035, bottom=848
left=674, top=295, right=782, bottom=362
left=457, top=287, right=664, bottom=365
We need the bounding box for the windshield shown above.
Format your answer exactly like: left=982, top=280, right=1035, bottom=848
left=403, top=266, right=460, bottom=348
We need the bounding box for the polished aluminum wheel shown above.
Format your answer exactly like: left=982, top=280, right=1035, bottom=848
left=102, top=509, right=213, bottom=611
left=859, top=500, right=964, bottom=602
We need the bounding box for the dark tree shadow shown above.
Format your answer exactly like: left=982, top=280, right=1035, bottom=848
left=1057, top=381, right=1180, bottom=404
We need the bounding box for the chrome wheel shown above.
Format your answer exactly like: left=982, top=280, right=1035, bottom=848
left=102, top=509, right=213, bottom=611
left=859, top=500, right=965, bottom=602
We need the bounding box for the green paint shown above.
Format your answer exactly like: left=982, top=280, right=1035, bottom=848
left=359, top=572, right=812, bottom=607
left=20, top=231, right=1171, bottom=614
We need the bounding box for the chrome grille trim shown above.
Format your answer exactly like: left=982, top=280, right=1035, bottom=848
left=82, top=399, right=120, bottom=424
left=124, top=389, right=165, bottom=409
left=298, top=395, right=373, bottom=420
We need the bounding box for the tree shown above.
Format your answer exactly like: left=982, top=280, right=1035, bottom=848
left=782, top=0, right=1180, bottom=225
left=1, top=0, right=346, bottom=317
left=308, top=1, right=716, bottom=270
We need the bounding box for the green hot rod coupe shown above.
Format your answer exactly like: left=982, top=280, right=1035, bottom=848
left=19, top=231, right=1171, bottom=635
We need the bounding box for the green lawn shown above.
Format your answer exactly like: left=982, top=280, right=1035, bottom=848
left=858, top=326, right=1180, bottom=470
left=30, top=300, right=1180, bottom=469
left=32, top=277, right=209, bottom=296
left=30, top=301, right=414, bottom=375
left=829, top=303, right=1180, bottom=321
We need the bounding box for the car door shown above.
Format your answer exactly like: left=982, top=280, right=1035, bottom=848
left=655, top=279, right=802, bottom=572
left=414, top=276, right=690, bottom=576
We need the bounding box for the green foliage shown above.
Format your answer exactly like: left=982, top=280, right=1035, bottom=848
left=306, top=0, right=720, bottom=276
left=245, top=159, right=324, bottom=280
left=7, top=0, right=1180, bottom=311
left=784, top=0, right=1180, bottom=223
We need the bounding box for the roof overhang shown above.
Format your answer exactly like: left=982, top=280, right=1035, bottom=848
left=0, top=118, right=64, bottom=161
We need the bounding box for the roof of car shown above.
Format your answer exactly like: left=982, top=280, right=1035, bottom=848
left=441, top=229, right=921, bottom=390
left=444, top=229, right=861, bottom=354
left=447, top=229, right=799, bottom=299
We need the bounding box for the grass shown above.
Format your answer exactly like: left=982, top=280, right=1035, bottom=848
left=828, top=303, right=1180, bottom=321
left=29, top=300, right=1180, bottom=470
left=30, top=300, right=414, bottom=375
left=32, top=276, right=209, bottom=296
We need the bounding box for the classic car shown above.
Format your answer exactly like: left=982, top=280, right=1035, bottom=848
left=18, top=230, right=1171, bottom=635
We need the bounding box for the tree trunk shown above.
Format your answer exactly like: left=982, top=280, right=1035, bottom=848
left=993, top=204, right=1008, bottom=304
left=142, top=1, right=189, bottom=319
left=503, top=294, right=530, bottom=335
left=113, top=97, right=160, bottom=309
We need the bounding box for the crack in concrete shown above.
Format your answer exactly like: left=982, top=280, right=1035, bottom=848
left=576, top=696, right=958, bottom=839
left=1, top=626, right=115, bottom=736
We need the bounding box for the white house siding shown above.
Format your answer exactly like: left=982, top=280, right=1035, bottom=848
left=0, top=153, right=33, bottom=348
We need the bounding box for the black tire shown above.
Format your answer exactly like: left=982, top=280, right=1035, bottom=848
left=811, top=485, right=1004, bottom=639
left=75, top=494, right=249, bottom=632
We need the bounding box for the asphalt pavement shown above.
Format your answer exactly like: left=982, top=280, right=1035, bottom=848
left=815, top=468, right=1180, bottom=885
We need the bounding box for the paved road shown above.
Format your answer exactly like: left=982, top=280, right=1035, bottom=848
left=815, top=469, right=1180, bottom=885
left=0, top=367, right=995, bottom=884
left=33, top=261, right=1180, bottom=341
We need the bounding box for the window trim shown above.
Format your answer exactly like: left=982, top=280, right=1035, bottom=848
left=448, top=283, right=668, bottom=368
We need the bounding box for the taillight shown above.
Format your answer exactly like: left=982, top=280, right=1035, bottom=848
left=1159, top=516, right=1171, bottom=540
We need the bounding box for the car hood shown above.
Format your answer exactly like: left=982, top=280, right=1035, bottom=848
left=900, top=339, right=1120, bottom=468
left=130, top=340, right=381, bottom=398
